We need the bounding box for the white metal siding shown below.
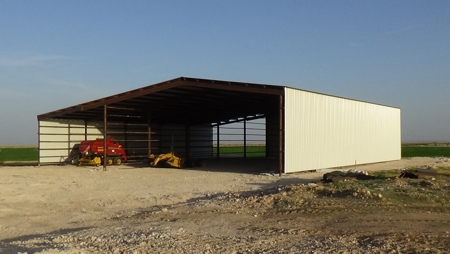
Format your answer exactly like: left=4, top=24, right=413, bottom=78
left=284, top=87, right=401, bottom=173
left=39, top=119, right=103, bottom=163
left=39, top=120, right=213, bottom=164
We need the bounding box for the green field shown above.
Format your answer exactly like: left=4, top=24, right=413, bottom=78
left=213, top=145, right=450, bottom=157
left=0, top=148, right=39, bottom=162
left=213, top=146, right=266, bottom=157
left=401, top=146, right=450, bottom=157
left=215, top=145, right=450, bottom=158
left=2, top=145, right=450, bottom=162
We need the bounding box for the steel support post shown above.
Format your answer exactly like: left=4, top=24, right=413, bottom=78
left=124, top=124, right=128, bottom=152
left=148, top=118, right=152, bottom=159
left=244, top=118, right=247, bottom=159
left=103, top=105, right=108, bottom=171
left=216, top=125, right=220, bottom=160
left=84, top=120, right=88, bottom=141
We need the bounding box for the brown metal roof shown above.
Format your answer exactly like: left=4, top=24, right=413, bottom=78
left=37, top=77, right=284, bottom=125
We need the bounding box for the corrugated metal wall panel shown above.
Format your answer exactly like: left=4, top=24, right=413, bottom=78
left=189, top=125, right=213, bottom=158
left=159, top=125, right=187, bottom=154
left=159, top=124, right=213, bottom=158
left=284, top=88, right=401, bottom=173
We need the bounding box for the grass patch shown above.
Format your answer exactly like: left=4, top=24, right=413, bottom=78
left=317, top=172, right=450, bottom=207
left=0, top=148, right=38, bottom=161
left=268, top=175, right=450, bottom=215
left=436, top=166, right=450, bottom=173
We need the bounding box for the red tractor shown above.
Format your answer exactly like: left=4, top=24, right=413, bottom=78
left=70, top=138, right=127, bottom=166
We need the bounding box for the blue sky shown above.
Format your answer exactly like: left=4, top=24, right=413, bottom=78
left=1, top=1, right=449, bottom=144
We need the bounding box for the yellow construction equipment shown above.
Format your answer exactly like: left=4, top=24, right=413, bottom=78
left=77, top=156, right=102, bottom=167
left=149, top=152, right=183, bottom=169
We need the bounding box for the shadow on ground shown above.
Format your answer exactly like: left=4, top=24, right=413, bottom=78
left=0, top=227, right=92, bottom=254
left=122, top=157, right=281, bottom=175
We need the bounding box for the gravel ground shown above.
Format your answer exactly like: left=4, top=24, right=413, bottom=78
left=1, top=157, right=450, bottom=253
